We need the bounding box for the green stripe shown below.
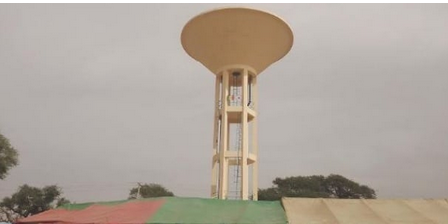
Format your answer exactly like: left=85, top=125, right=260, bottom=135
left=147, top=197, right=287, bottom=224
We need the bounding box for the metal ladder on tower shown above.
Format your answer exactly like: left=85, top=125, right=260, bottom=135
left=233, top=84, right=243, bottom=199
left=233, top=120, right=243, bottom=199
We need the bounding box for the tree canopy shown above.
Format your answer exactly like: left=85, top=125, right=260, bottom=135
left=0, top=184, right=70, bottom=222
left=258, top=174, right=376, bottom=201
left=129, top=183, right=174, bottom=199
left=0, top=133, right=19, bottom=180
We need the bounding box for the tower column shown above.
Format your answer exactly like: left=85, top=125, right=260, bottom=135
left=241, top=69, right=249, bottom=200
left=211, top=75, right=221, bottom=198
left=218, top=70, right=230, bottom=199
left=251, top=75, right=259, bottom=200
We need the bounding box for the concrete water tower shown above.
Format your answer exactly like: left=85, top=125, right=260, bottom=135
left=181, top=7, right=293, bottom=200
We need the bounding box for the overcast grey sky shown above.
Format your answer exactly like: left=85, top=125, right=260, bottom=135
left=0, top=4, right=447, bottom=203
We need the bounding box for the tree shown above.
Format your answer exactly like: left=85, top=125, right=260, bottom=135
left=324, top=174, right=376, bottom=199
left=56, top=197, right=71, bottom=207
left=258, top=174, right=376, bottom=201
left=0, top=133, right=19, bottom=180
left=0, top=184, right=70, bottom=222
left=128, top=183, right=174, bottom=199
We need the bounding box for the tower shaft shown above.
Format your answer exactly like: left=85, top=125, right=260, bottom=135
left=211, top=66, right=258, bottom=200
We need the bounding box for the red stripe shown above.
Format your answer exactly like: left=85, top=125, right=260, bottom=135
left=17, top=199, right=165, bottom=224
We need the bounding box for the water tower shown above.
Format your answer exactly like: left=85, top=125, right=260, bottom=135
left=181, top=7, right=293, bottom=200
